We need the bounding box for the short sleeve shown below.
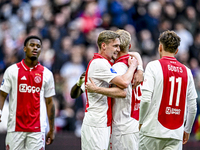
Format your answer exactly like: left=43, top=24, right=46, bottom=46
left=90, top=59, right=118, bottom=84
left=0, top=67, right=12, bottom=93
left=44, top=69, right=56, bottom=98
left=142, top=62, right=155, bottom=93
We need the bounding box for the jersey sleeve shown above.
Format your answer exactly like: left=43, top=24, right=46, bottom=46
left=91, top=59, right=118, bottom=84
left=187, top=68, right=198, bottom=100
left=0, top=67, right=12, bottom=93
left=142, top=62, right=155, bottom=93
left=112, top=63, right=127, bottom=75
left=44, top=69, right=56, bottom=98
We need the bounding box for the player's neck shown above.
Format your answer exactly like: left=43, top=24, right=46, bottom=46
left=161, top=51, right=175, bottom=58
left=24, top=58, right=38, bottom=68
left=118, top=51, right=128, bottom=58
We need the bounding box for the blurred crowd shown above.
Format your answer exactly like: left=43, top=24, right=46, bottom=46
left=0, top=0, right=200, bottom=140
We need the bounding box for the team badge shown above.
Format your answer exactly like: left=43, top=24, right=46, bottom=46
left=34, top=76, right=41, bottom=83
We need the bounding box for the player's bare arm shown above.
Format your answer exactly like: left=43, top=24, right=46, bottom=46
left=0, top=90, right=8, bottom=122
left=45, top=97, right=55, bottom=145
left=111, top=56, right=138, bottom=89
left=86, top=77, right=127, bottom=98
left=129, top=52, right=144, bottom=88
left=70, top=72, right=85, bottom=98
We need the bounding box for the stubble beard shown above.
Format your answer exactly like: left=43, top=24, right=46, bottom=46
left=30, top=56, right=37, bottom=61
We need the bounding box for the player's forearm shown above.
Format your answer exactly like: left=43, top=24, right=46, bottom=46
left=120, top=64, right=137, bottom=87
left=46, top=97, right=55, bottom=132
left=70, top=84, right=83, bottom=98
left=139, top=90, right=152, bottom=124
left=92, top=86, right=127, bottom=98
left=0, top=90, right=8, bottom=110
left=184, top=98, right=197, bottom=133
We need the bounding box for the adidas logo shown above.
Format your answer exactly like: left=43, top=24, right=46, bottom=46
left=21, top=76, right=27, bottom=80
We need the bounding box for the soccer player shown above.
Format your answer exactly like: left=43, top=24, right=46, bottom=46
left=0, top=36, right=56, bottom=150
left=86, top=29, right=143, bottom=150
left=81, top=30, right=138, bottom=150
left=139, top=30, right=197, bottom=150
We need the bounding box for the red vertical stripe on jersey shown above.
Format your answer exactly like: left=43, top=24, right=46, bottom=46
left=131, top=84, right=142, bottom=121
left=15, top=61, right=44, bottom=132
left=158, top=57, right=187, bottom=129
left=115, top=54, right=142, bottom=120
left=84, top=53, right=112, bottom=126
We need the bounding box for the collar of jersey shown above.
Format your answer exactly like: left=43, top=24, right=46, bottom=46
left=21, top=59, right=40, bottom=71
left=114, top=54, right=129, bottom=64
left=161, top=56, right=176, bottom=61
left=93, top=53, right=113, bottom=66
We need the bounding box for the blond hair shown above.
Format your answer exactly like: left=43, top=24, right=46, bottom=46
left=116, top=29, right=131, bottom=52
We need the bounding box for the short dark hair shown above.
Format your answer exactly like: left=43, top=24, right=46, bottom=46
left=24, top=35, right=42, bottom=46
left=158, top=30, right=181, bottom=53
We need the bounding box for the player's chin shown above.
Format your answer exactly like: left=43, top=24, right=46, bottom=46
left=112, top=54, right=117, bottom=60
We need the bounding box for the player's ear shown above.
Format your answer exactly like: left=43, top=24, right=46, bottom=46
left=175, top=49, right=178, bottom=55
left=24, top=46, right=27, bottom=53
left=158, top=44, right=162, bottom=52
left=129, top=44, right=131, bottom=49
left=101, top=42, right=106, bottom=50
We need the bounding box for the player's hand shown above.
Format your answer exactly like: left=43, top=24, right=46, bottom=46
left=132, top=70, right=144, bottom=89
left=76, top=72, right=86, bottom=86
left=46, top=130, right=55, bottom=145
left=183, top=131, right=190, bottom=144
left=85, top=77, right=97, bottom=93
left=139, top=124, right=142, bottom=131
left=80, top=72, right=86, bottom=80
left=0, top=109, right=2, bottom=122
left=128, top=56, right=138, bottom=67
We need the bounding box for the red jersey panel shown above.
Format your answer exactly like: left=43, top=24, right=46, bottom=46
left=158, top=57, right=187, bottom=129
left=16, top=61, right=44, bottom=132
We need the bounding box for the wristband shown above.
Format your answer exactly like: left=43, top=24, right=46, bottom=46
left=137, top=65, right=144, bottom=72
left=76, top=77, right=85, bottom=86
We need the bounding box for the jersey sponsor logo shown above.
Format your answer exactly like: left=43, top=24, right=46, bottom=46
left=110, top=68, right=117, bottom=74
left=34, top=76, right=42, bottom=83
left=166, top=107, right=181, bottom=115
left=1, top=79, right=4, bottom=85
left=21, top=76, right=27, bottom=80
left=19, top=84, right=41, bottom=93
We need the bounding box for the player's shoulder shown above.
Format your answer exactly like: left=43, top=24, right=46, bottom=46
left=5, top=63, right=18, bottom=72
left=90, top=58, right=111, bottom=68
left=146, top=60, right=159, bottom=68
left=43, top=66, right=53, bottom=75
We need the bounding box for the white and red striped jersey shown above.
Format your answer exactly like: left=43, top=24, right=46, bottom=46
left=83, top=53, right=118, bottom=127
left=140, top=56, right=197, bottom=140
left=0, top=59, right=55, bottom=133
left=111, top=54, right=142, bottom=135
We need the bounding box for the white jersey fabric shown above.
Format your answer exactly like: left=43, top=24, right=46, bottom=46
left=83, top=53, right=118, bottom=127
left=139, top=56, right=197, bottom=140
left=0, top=59, right=55, bottom=133
left=81, top=53, right=118, bottom=150
left=111, top=54, right=141, bottom=135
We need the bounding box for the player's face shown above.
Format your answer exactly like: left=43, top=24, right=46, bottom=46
left=105, top=38, right=120, bottom=60
left=24, top=39, right=42, bottom=61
